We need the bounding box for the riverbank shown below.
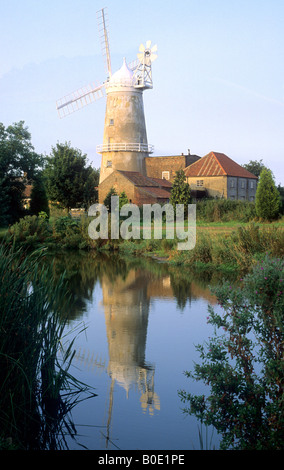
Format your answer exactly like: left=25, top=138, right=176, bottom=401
left=119, top=221, right=284, bottom=273
left=2, top=213, right=283, bottom=275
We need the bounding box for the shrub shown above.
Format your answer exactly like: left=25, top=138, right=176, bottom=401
left=196, top=199, right=256, bottom=222
left=255, top=169, right=281, bottom=220
left=8, top=215, right=52, bottom=250
left=179, top=255, right=284, bottom=449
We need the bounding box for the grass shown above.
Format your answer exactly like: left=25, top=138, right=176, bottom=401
left=2, top=211, right=284, bottom=274
left=0, top=245, right=96, bottom=449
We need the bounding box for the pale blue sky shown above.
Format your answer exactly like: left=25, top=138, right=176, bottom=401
left=1, top=0, right=283, bottom=184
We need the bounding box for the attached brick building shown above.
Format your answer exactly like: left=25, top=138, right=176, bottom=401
left=145, top=153, right=200, bottom=182
left=98, top=150, right=258, bottom=205
left=98, top=170, right=172, bottom=205
left=98, top=151, right=200, bottom=204
left=184, top=152, right=258, bottom=201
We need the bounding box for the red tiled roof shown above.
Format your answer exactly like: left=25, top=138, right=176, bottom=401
left=117, top=170, right=160, bottom=187
left=184, top=152, right=258, bottom=179
left=138, top=186, right=171, bottom=199
left=148, top=177, right=172, bottom=188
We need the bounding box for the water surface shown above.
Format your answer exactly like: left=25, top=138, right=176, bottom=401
left=49, top=251, right=228, bottom=450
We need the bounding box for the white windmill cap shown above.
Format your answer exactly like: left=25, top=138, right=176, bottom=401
left=108, top=57, right=134, bottom=87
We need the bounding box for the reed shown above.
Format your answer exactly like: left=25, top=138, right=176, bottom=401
left=0, top=244, right=96, bottom=449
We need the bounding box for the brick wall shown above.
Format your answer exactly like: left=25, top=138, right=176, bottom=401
left=98, top=171, right=136, bottom=203
left=187, top=176, right=227, bottom=198
left=145, top=155, right=200, bottom=181
left=186, top=175, right=257, bottom=200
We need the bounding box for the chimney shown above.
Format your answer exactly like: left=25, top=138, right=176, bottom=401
left=188, top=149, right=190, bottom=155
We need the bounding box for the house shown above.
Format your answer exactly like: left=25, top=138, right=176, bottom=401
left=184, top=151, right=258, bottom=201
left=23, top=184, right=32, bottom=209
left=98, top=170, right=172, bottom=205
left=98, top=150, right=200, bottom=204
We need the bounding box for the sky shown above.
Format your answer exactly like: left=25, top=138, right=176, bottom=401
left=1, top=0, right=283, bottom=184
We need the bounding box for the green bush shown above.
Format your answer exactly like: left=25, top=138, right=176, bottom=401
left=179, top=255, right=284, bottom=449
left=8, top=215, right=52, bottom=250
left=255, top=169, right=281, bottom=220
left=196, top=199, right=256, bottom=222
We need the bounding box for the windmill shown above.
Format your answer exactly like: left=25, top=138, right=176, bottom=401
left=56, top=8, right=157, bottom=187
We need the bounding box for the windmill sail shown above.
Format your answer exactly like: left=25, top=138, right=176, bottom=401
left=96, top=8, right=112, bottom=78
left=56, top=82, right=105, bottom=118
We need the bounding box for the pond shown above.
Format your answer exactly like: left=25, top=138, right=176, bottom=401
left=49, top=251, right=232, bottom=451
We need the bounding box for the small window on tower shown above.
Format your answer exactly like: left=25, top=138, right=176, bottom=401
left=106, top=160, right=112, bottom=168
left=162, top=171, right=170, bottom=180
left=109, top=119, right=114, bottom=126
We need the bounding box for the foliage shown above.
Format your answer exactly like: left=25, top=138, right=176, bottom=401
left=179, top=255, right=284, bottom=449
left=44, top=142, right=98, bottom=212
left=0, top=245, right=96, bottom=449
left=170, top=223, right=284, bottom=272
left=170, top=169, right=191, bottom=214
left=242, top=158, right=267, bottom=179
left=103, top=186, right=118, bottom=211
left=196, top=199, right=256, bottom=222
left=29, top=174, right=50, bottom=218
left=7, top=214, right=52, bottom=250
left=255, top=168, right=281, bottom=220
left=0, top=121, right=44, bottom=226
left=277, top=184, right=284, bottom=214
left=119, top=190, right=129, bottom=210
left=51, top=215, right=90, bottom=250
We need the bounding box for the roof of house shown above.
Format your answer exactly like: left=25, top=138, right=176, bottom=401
left=138, top=186, right=171, bottom=199
left=117, top=170, right=159, bottom=187
left=184, top=152, right=258, bottom=179
left=117, top=170, right=173, bottom=188
left=115, top=170, right=172, bottom=199
left=147, top=177, right=172, bottom=188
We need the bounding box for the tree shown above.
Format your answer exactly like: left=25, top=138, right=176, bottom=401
left=242, top=159, right=267, bottom=179
left=0, top=121, right=44, bottom=225
left=29, top=174, right=50, bottom=218
left=44, top=142, right=97, bottom=212
left=103, top=187, right=118, bottom=211
left=255, top=168, right=281, bottom=220
left=170, top=169, right=191, bottom=214
left=119, top=191, right=129, bottom=210
left=277, top=184, right=284, bottom=214
left=82, top=168, right=100, bottom=210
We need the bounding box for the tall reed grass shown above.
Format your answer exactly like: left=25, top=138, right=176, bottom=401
left=0, top=245, right=96, bottom=449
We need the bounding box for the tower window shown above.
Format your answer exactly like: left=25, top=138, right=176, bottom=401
left=162, top=171, right=170, bottom=180
left=109, top=119, right=114, bottom=126
left=106, top=160, right=112, bottom=168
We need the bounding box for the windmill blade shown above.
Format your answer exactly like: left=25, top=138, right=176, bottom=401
left=96, top=8, right=112, bottom=77
left=137, top=53, right=144, bottom=62
left=137, top=42, right=158, bottom=64
left=56, top=82, right=105, bottom=118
